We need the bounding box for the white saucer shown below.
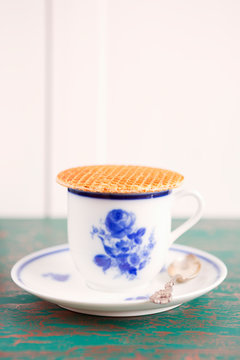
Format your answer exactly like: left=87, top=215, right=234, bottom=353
left=11, top=243, right=227, bottom=317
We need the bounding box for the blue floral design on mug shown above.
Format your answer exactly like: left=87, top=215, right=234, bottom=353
left=91, top=209, right=155, bottom=279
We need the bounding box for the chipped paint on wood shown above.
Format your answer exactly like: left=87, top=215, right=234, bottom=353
left=0, top=219, right=240, bottom=359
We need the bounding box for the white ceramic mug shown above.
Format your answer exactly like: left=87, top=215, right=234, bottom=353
left=67, top=188, right=204, bottom=292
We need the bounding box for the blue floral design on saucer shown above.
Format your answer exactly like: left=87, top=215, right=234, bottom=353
left=42, top=273, right=70, bottom=282
left=91, top=209, right=155, bottom=279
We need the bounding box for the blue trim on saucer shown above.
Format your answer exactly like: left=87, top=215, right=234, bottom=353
left=16, top=247, right=69, bottom=283
left=68, top=188, right=171, bottom=200
left=16, top=245, right=222, bottom=285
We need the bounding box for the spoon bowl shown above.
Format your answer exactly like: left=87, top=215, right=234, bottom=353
left=167, top=253, right=201, bottom=283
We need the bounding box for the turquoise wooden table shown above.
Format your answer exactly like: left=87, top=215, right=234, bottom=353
left=0, top=219, right=239, bottom=359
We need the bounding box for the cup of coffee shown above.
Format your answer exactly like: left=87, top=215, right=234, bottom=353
left=57, top=165, right=204, bottom=292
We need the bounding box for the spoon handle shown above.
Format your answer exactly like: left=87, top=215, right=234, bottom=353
left=149, top=275, right=179, bottom=304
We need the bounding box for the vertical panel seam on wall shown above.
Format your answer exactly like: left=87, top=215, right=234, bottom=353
left=96, top=0, right=108, bottom=164
left=44, top=0, right=53, bottom=217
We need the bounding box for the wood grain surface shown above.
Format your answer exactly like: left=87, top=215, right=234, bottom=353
left=0, top=219, right=239, bottom=360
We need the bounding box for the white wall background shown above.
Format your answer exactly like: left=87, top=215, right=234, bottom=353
left=1, top=0, right=240, bottom=218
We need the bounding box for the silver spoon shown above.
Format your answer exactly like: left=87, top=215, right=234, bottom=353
left=149, top=254, right=201, bottom=304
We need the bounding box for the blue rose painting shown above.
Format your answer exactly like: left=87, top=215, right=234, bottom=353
left=91, top=209, right=155, bottom=279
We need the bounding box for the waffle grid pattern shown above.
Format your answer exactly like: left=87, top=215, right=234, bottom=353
left=57, top=165, right=184, bottom=194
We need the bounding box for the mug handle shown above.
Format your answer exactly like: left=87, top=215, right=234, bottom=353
left=170, top=189, right=204, bottom=245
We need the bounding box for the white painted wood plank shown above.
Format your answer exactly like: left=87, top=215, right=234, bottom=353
left=50, top=0, right=100, bottom=216
left=106, top=0, right=240, bottom=218
left=0, top=0, right=45, bottom=217
left=50, top=0, right=240, bottom=218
